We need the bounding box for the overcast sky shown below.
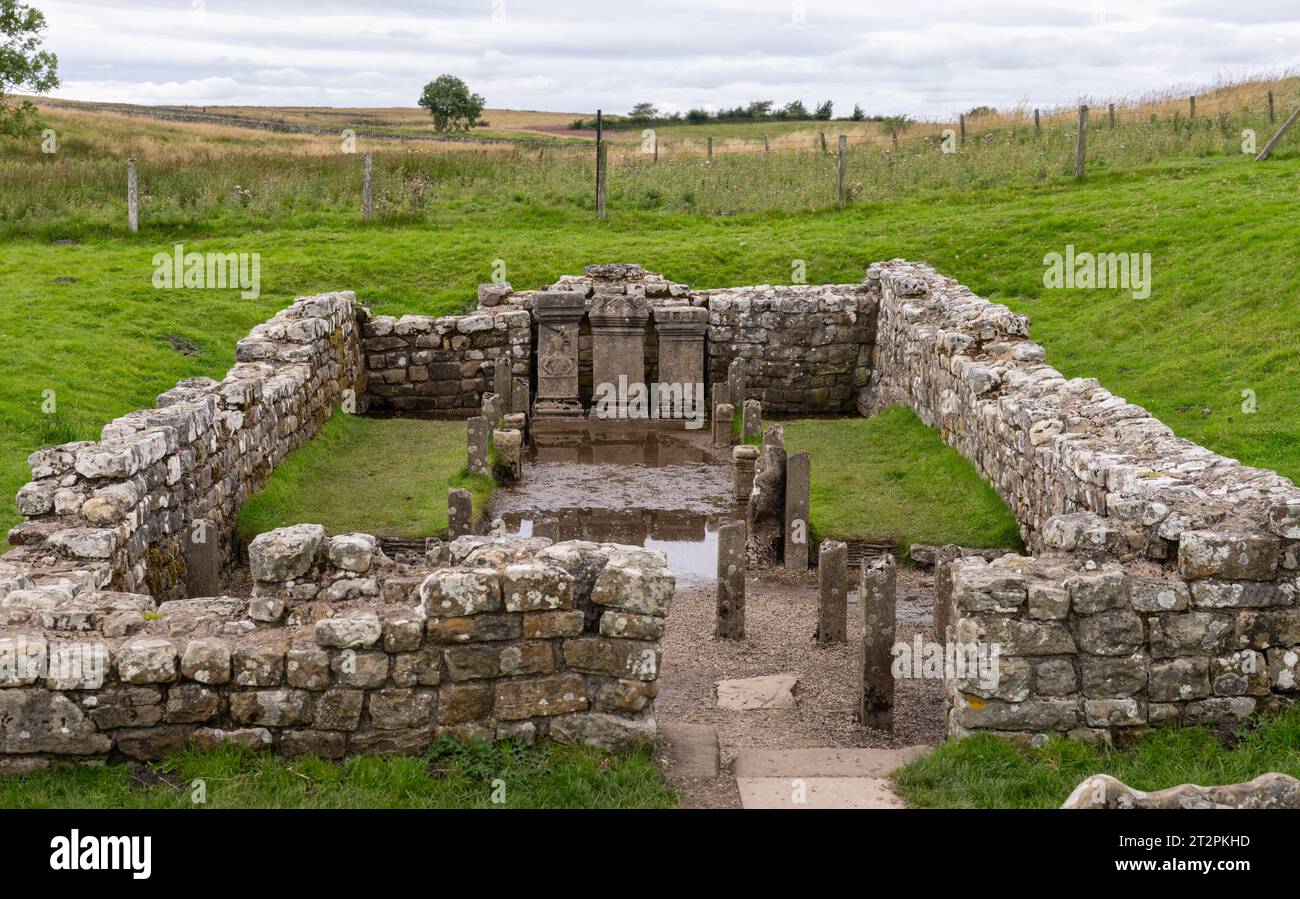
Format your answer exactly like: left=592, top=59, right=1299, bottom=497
left=36, top=0, right=1300, bottom=118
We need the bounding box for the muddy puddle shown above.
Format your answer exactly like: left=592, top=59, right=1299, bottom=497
left=489, top=423, right=741, bottom=583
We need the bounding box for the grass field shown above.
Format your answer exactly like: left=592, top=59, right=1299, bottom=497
left=3, top=151, right=1299, bottom=543
left=235, top=413, right=494, bottom=542
left=894, top=708, right=1300, bottom=808
left=0, top=737, right=676, bottom=809
left=785, top=409, right=1022, bottom=552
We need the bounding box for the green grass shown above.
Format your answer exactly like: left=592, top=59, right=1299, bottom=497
left=0, top=737, right=677, bottom=809
left=2, top=152, right=1299, bottom=549
left=235, top=412, right=493, bottom=541
left=784, top=408, right=1022, bottom=552
left=894, top=708, right=1300, bottom=808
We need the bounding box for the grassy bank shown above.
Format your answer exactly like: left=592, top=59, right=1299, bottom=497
left=235, top=412, right=492, bottom=541
left=894, top=708, right=1300, bottom=808
left=2, top=154, right=1298, bottom=546
left=0, top=737, right=676, bottom=809
left=784, top=408, right=1022, bottom=551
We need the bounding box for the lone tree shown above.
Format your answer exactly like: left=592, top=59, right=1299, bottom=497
left=418, top=74, right=485, bottom=132
left=1, top=0, right=59, bottom=137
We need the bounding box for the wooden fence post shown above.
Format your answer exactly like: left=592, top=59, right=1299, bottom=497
left=836, top=134, right=847, bottom=206
left=1034, top=108, right=1040, bottom=137
left=1255, top=105, right=1300, bottom=161
left=1268, top=90, right=1275, bottom=123
left=707, top=135, right=713, bottom=160
left=1189, top=95, right=1196, bottom=119
left=1109, top=103, right=1115, bottom=129
left=126, top=158, right=139, bottom=234
left=819, top=131, right=827, bottom=154
left=596, top=142, right=607, bottom=218
left=763, top=134, right=769, bottom=154
left=362, top=152, right=373, bottom=221
left=1075, top=105, right=1088, bottom=179
left=959, top=113, right=966, bottom=144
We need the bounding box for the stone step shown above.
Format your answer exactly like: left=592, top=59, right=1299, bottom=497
left=732, top=746, right=933, bottom=809
left=657, top=723, right=721, bottom=780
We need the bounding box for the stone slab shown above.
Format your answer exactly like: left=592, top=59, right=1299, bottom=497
left=657, top=722, right=721, bottom=779
left=733, top=746, right=930, bottom=778
left=716, top=673, right=797, bottom=710
left=736, top=776, right=907, bottom=809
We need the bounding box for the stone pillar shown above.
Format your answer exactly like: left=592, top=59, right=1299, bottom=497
left=480, top=392, right=502, bottom=425
left=467, top=417, right=490, bottom=476
left=732, top=444, right=758, bottom=501
left=747, top=426, right=786, bottom=564
left=532, top=291, right=586, bottom=418
left=492, top=428, right=523, bottom=483
left=448, top=489, right=473, bottom=538
left=727, top=358, right=748, bottom=407
left=493, top=358, right=512, bottom=414
left=588, top=286, right=651, bottom=416
left=817, top=539, right=848, bottom=643
left=742, top=399, right=761, bottom=442
left=654, top=305, right=708, bottom=393
left=712, top=403, right=734, bottom=448
left=784, top=451, right=811, bottom=571
left=184, top=518, right=220, bottom=598
left=859, top=554, right=896, bottom=731
left=716, top=519, right=746, bottom=639
left=933, top=543, right=960, bottom=643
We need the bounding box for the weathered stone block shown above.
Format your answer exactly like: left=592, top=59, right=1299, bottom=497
left=1179, top=530, right=1279, bottom=581
left=426, top=614, right=520, bottom=644
left=563, top=636, right=660, bottom=680
left=1148, top=612, right=1234, bottom=658
left=598, top=611, right=667, bottom=640
left=1074, top=611, right=1144, bottom=656
left=330, top=650, right=389, bottom=688
left=229, top=690, right=313, bottom=727
left=314, top=689, right=364, bottom=730
left=493, top=674, right=588, bottom=720
left=180, top=639, right=231, bottom=685
left=233, top=645, right=285, bottom=687
left=367, top=688, right=435, bottom=730
left=445, top=642, right=554, bottom=682
left=419, top=568, right=502, bottom=616
left=956, top=616, right=1076, bottom=656
left=522, top=610, right=585, bottom=639
left=116, top=639, right=177, bottom=684
left=1084, top=698, right=1147, bottom=727
left=314, top=611, right=382, bottom=649
left=1065, top=570, right=1126, bottom=614
left=1148, top=658, right=1211, bottom=702
left=165, top=684, right=222, bottom=723
left=437, top=682, right=493, bottom=725
left=249, top=524, right=325, bottom=582
left=1027, top=583, right=1069, bottom=620
left=1129, top=580, right=1190, bottom=613
left=286, top=647, right=331, bottom=690
left=1080, top=654, right=1147, bottom=698
left=1190, top=579, right=1294, bottom=609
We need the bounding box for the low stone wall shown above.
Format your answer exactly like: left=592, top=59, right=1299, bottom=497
left=864, top=259, right=1300, bottom=741
left=361, top=307, right=531, bottom=415
left=700, top=284, right=877, bottom=414
left=8, top=292, right=364, bottom=602
left=942, top=552, right=1298, bottom=743
left=0, top=532, right=670, bottom=767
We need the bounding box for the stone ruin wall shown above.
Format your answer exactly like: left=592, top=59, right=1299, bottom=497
left=861, top=260, right=1300, bottom=743
left=6, top=259, right=1300, bottom=760
left=0, top=532, right=670, bottom=768
left=7, top=291, right=365, bottom=603
left=361, top=306, right=532, bottom=417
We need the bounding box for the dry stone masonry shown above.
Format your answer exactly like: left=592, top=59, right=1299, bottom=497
left=6, top=258, right=1300, bottom=758
left=0, top=532, right=672, bottom=768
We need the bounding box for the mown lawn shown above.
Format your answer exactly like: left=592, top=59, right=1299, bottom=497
left=2, top=153, right=1298, bottom=547
left=893, top=707, right=1300, bottom=809
left=235, top=412, right=494, bottom=541
left=784, top=408, right=1022, bottom=551
left=0, top=738, right=677, bottom=809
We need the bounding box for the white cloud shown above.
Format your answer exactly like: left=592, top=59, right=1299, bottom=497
left=34, top=0, right=1300, bottom=116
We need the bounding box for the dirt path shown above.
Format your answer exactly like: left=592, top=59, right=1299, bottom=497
left=656, top=565, right=945, bottom=808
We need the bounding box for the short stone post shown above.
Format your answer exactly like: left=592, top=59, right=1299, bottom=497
left=492, top=428, right=523, bottom=483
left=859, top=554, right=896, bottom=731
left=784, top=451, right=810, bottom=570
left=448, top=488, right=473, bottom=538
left=817, top=539, right=848, bottom=643
left=467, top=417, right=490, bottom=476
left=184, top=518, right=220, bottom=597
left=493, top=358, right=512, bottom=413
left=712, top=403, right=734, bottom=448
left=715, top=519, right=746, bottom=639
left=932, top=544, right=960, bottom=642
left=727, top=358, right=747, bottom=407
left=741, top=399, right=761, bottom=443
left=481, top=392, right=502, bottom=426
left=732, top=444, right=759, bottom=501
